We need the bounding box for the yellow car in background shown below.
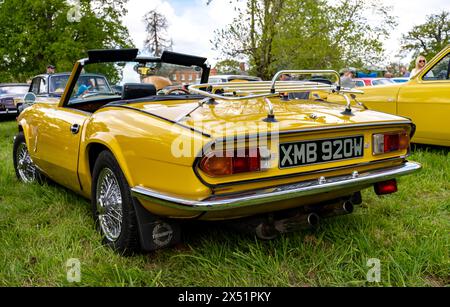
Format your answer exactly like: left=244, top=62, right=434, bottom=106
left=14, top=49, right=421, bottom=254
left=328, top=45, right=450, bottom=146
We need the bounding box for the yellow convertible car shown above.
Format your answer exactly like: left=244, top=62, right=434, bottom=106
left=328, top=45, right=450, bottom=147
left=14, top=49, right=421, bottom=253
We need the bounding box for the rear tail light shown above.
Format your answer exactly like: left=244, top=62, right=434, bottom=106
left=373, top=131, right=409, bottom=155
left=374, top=179, right=398, bottom=195
left=199, top=147, right=271, bottom=177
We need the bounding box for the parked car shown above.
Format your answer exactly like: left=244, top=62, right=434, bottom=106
left=328, top=45, right=450, bottom=147
left=353, top=78, right=396, bottom=87
left=0, top=83, right=29, bottom=115
left=14, top=49, right=421, bottom=253
left=111, top=84, right=123, bottom=95
left=17, top=72, right=113, bottom=114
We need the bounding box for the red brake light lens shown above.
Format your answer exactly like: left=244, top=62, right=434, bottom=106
left=374, top=179, right=398, bottom=195
left=384, top=133, right=400, bottom=152
left=373, top=131, right=409, bottom=155
left=199, top=148, right=268, bottom=177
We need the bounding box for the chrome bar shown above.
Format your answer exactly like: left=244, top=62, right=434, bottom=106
left=231, top=86, right=335, bottom=95
left=188, top=86, right=280, bottom=101
left=270, top=70, right=341, bottom=93
left=131, top=162, right=421, bottom=212
left=188, top=68, right=363, bottom=102
left=342, top=93, right=352, bottom=112
left=264, top=97, right=274, bottom=117
left=224, top=84, right=335, bottom=91
left=220, top=81, right=326, bottom=89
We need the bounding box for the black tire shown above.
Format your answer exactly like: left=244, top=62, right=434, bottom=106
left=91, top=150, right=140, bottom=254
left=16, top=104, right=22, bottom=116
left=13, top=132, right=43, bottom=184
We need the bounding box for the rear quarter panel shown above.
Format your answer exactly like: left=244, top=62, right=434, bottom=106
left=79, top=107, right=212, bottom=200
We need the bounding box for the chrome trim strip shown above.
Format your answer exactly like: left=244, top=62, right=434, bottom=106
left=0, top=110, right=16, bottom=114
left=131, top=161, right=421, bottom=212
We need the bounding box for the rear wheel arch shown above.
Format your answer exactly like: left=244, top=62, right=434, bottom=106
left=88, top=143, right=110, bottom=177
left=17, top=122, right=31, bottom=152
left=86, top=141, right=134, bottom=187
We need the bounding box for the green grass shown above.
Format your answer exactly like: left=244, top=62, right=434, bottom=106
left=0, top=117, right=449, bottom=286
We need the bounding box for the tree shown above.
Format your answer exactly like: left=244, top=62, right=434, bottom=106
left=143, top=10, right=172, bottom=57
left=272, top=0, right=336, bottom=70
left=401, top=11, right=450, bottom=59
left=212, top=0, right=397, bottom=78
left=212, top=0, right=286, bottom=80
left=324, top=0, right=396, bottom=69
left=214, top=59, right=243, bottom=74
left=0, top=0, right=133, bottom=83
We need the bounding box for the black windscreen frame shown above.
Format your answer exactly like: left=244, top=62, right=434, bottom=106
left=87, top=49, right=139, bottom=64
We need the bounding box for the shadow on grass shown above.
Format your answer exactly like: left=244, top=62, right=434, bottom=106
left=411, top=143, right=449, bottom=154
left=146, top=211, right=342, bottom=259
left=0, top=114, right=17, bottom=122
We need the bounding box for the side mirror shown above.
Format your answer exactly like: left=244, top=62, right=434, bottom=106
left=24, top=92, right=36, bottom=104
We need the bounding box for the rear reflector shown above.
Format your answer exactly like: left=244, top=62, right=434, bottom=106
left=374, top=179, right=398, bottom=195
left=373, top=131, right=409, bottom=155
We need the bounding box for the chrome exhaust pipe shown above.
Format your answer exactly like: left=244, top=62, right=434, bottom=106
left=254, top=212, right=320, bottom=239
left=274, top=212, right=320, bottom=234
left=255, top=222, right=278, bottom=240
left=306, top=213, right=320, bottom=228
left=320, top=201, right=354, bottom=218
left=343, top=201, right=354, bottom=214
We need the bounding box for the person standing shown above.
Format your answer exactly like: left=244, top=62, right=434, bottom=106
left=400, top=66, right=410, bottom=78
left=46, top=64, right=56, bottom=74
left=340, top=69, right=355, bottom=89
left=410, top=56, right=427, bottom=78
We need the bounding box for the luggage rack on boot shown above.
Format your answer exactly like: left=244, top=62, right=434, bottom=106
left=188, top=70, right=365, bottom=122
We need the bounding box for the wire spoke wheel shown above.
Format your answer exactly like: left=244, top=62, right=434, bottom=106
left=16, top=143, right=37, bottom=183
left=96, top=168, right=123, bottom=242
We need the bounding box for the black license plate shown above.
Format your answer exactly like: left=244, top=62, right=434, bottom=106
left=279, top=136, right=364, bottom=169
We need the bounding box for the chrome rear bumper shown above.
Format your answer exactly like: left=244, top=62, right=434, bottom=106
left=131, top=162, right=421, bottom=212
left=0, top=109, right=17, bottom=114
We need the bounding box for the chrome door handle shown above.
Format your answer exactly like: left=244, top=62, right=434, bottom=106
left=70, top=124, right=80, bottom=135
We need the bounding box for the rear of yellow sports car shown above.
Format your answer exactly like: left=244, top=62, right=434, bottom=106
left=123, top=96, right=420, bottom=225
left=14, top=49, right=421, bottom=252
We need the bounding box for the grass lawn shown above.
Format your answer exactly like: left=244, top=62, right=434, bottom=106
left=0, top=117, right=449, bottom=287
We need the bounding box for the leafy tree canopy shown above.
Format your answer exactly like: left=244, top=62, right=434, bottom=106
left=215, top=59, right=243, bottom=74
left=401, top=10, right=450, bottom=64
left=0, top=0, right=133, bottom=83
left=212, top=0, right=397, bottom=79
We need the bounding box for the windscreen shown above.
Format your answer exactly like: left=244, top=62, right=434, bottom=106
left=67, top=61, right=203, bottom=105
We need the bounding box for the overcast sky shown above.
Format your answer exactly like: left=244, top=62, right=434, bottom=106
left=123, top=0, right=449, bottom=66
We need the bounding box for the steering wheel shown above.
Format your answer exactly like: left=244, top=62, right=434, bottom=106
left=166, top=88, right=190, bottom=95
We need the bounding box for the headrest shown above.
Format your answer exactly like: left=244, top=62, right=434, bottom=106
left=122, top=83, right=157, bottom=100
